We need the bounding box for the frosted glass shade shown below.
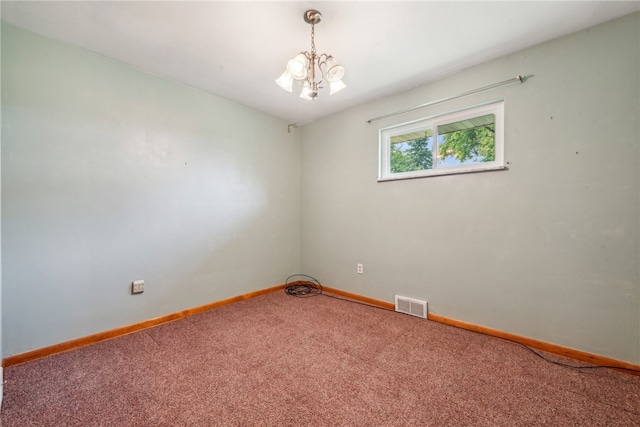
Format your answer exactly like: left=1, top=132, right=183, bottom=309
left=287, top=53, right=309, bottom=80
left=324, top=56, right=345, bottom=83
left=329, top=79, right=346, bottom=95
left=275, top=71, right=294, bottom=92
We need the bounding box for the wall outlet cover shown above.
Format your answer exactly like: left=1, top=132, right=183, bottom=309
left=132, top=280, right=144, bottom=294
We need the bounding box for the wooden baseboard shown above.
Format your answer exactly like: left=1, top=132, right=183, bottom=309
left=322, top=285, right=396, bottom=310
left=2, top=284, right=286, bottom=368
left=5, top=283, right=640, bottom=376
left=428, top=313, right=640, bottom=375
left=320, top=287, right=640, bottom=375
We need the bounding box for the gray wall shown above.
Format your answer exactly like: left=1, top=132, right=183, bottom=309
left=1, top=23, right=300, bottom=357
left=300, top=13, right=640, bottom=364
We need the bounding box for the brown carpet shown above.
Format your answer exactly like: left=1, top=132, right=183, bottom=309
left=1, top=291, right=639, bottom=426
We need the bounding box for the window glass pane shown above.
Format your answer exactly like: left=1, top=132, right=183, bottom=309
left=437, top=114, right=495, bottom=167
left=390, top=128, right=434, bottom=173
left=378, top=102, right=504, bottom=181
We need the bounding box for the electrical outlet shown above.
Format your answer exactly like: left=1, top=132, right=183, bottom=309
left=132, top=280, right=144, bottom=294
left=357, top=263, right=363, bottom=274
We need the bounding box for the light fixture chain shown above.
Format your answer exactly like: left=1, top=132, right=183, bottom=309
left=310, top=23, right=316, bottom=56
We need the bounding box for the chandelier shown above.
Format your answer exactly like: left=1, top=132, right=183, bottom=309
left=275, top=9, right=346, bottom=100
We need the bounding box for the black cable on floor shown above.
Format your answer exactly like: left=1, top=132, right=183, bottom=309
left=284, top=273, right=391, bottom=311
left=284, top=274, right=323, bottom=297
left=509, top=341, right=640, bottom=373
left=283, top=274, right=640, bottom=374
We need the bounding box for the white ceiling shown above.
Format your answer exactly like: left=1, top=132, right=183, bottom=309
left=2, top=1, right=639, bottom=125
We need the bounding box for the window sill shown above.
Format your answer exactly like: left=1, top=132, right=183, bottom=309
left=377, top=165, right=507, bottom=182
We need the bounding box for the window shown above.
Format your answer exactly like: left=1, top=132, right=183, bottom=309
left=378, top=102, right=505, bottom=181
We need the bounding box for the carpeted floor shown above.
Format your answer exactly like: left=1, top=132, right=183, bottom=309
left=1, top=291, right=639, bottom=426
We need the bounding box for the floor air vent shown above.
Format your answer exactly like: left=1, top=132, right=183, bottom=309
left=395, top=295, right=427, bottom=319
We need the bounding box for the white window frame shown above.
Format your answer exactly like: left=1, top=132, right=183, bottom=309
left=378, top=101, right=505, bottom=181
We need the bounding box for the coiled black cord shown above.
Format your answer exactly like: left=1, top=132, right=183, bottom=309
left=284, top=274, right=323, bottom=297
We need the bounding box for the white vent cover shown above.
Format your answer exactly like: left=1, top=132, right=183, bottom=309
left=395, top=295, right=427, bottom=319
